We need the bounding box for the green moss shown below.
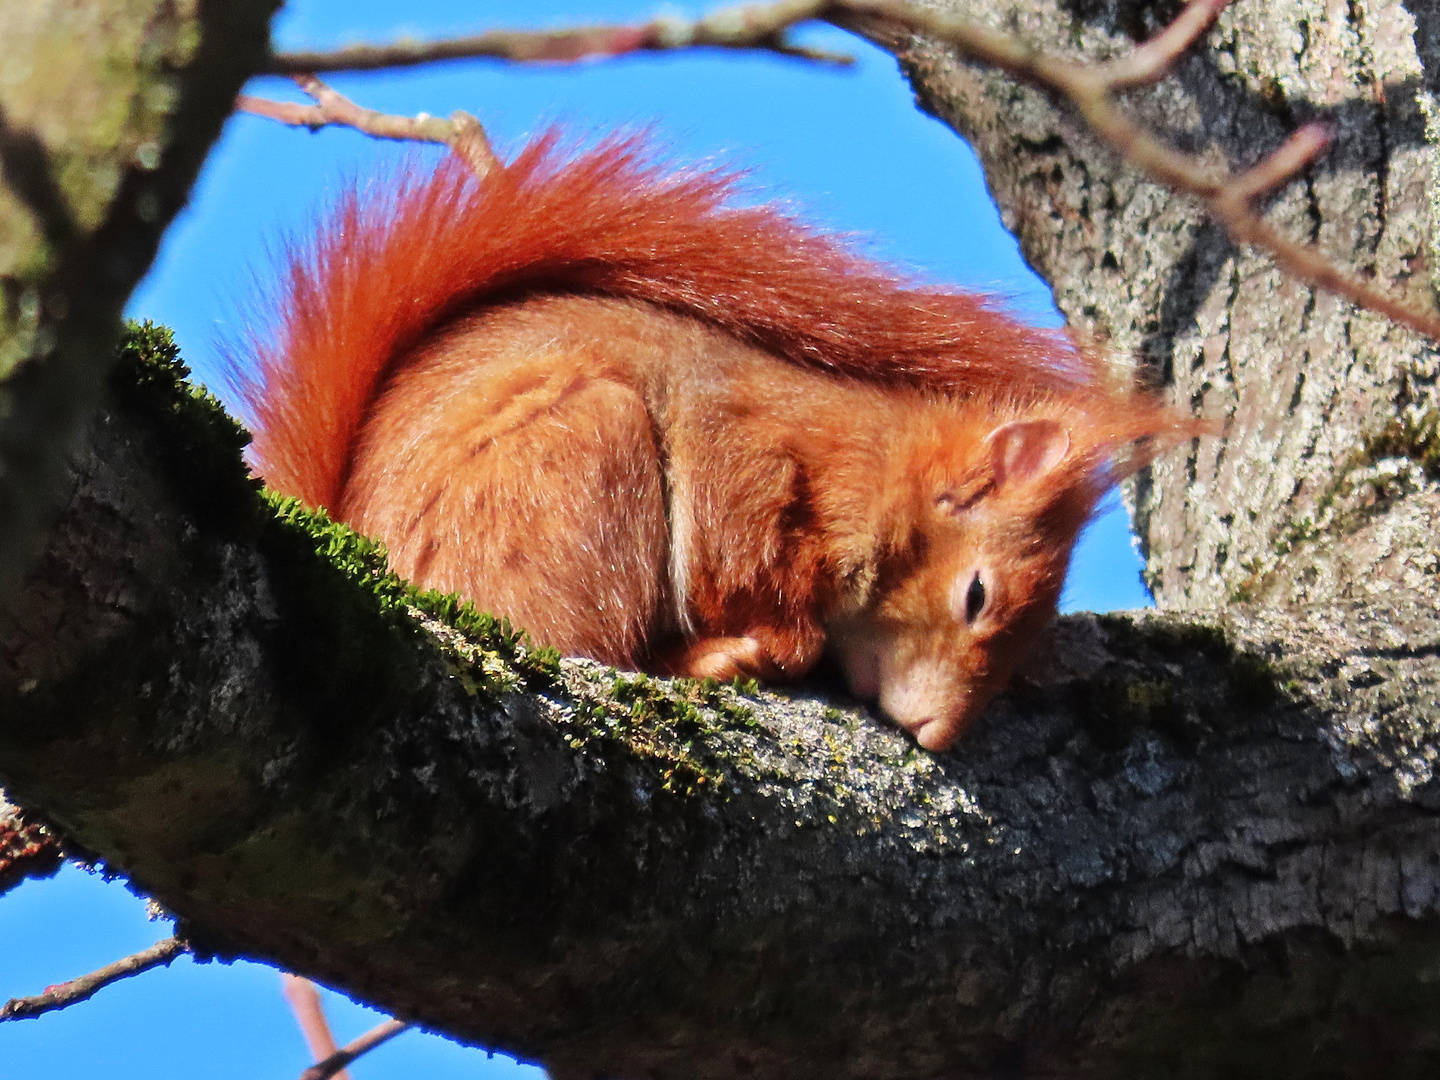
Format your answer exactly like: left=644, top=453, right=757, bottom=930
left=106, top=323, right=561, bottom=733
left=1272, top=514, right=1324, bottom=558
left=108, top=321, right=256, bottom=527
left=1265, top=407, right=1440, bottom=572
left=1360, top=409, right=1440, bottom=482
left=256, top=484, right=757, bottom=798
left=115, top=320, right=559, bottom=685
left=559, top=673, right=767, bottom=797
left=257, top=493, right=565, bottom=738
left=1247, top=408, right=1440, bottom=600
left=693, top=678, right=760, bottom=729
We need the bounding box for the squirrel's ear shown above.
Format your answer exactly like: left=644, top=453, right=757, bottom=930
left=984, top=419, right=1070, bottom=488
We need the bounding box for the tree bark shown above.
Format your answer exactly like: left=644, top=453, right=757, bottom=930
left=4, top=329, right=1440, bottom=1079
left=874, top=0, right=1439, bottom=613
left=0, top=0, right=279, bottom=604
left=5, top=2, right=1440, bottom=1079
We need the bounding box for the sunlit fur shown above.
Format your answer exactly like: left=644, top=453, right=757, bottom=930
left=244, top=134, right=1207, bottom=749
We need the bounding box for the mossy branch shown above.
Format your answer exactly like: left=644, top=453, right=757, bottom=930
left=5, top=326, right=1440, bottom=1078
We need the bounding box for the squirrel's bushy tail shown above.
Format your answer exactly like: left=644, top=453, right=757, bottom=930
left=244, top=132, right=1096, bottom=508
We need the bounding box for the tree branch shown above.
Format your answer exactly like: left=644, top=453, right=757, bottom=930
left=283, top=975, right=351, bottom=1080
left=5, top=329, right=1440, bottom=1077
left=834, top=0, right=1440, bottom=340
left=237, top=76, right=499, bottom=178
left=298, top=1020, right=411, bottom=1080
left=265, top=0, right=853, bottom=73
left=0, top=937, right=188, bottom=1021
left=0, top=0, right=276, bottom=609
left=282, top=975, right=411, bottom=1080
left=242, top=0, right=1440, bottom=342
left=1096, top=0, right=1233, bottom=88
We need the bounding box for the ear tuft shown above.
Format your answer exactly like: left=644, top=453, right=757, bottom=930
left=984, top=419, right=1070, bottom=487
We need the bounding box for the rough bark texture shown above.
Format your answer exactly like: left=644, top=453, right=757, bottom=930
left=5, top=330, right=1440, bottom=1079
left=5, top=2, right=1440, bottom=1078
left=880, top=0, right=1440, bottom=614
left=0, top=0, right=278, bottom=604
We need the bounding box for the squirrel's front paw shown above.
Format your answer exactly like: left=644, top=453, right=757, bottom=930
left=663, top=636, right=784, bottom=682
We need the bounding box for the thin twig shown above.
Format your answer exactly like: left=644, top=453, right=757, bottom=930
left=297, top=1018, right=412, bottom=1080
left=1223, top=123, right=1333, bottom=204
left=236, top=76, right=499, bottom=179
left=1099, top=0, right=1233, bottom=88
left=828, top=0, right=1440, bottom=340
left=233, top=95, right=456, bottom=143
left=831, top=0, right=1236, bottom=195
left=238, top=77, right=454, bottom=145
left=0, top=936, right=188, bottom=1021
left=238, top=0, right=1440, bottom=341
left=283, top=975, right=350, bottom=1080
left=266, top=0, right=851, bottom=73
left=447, top=110, right=501, bottom=180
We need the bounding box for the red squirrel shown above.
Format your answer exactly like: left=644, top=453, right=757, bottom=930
left=245, top=133, right=1203, bottom=751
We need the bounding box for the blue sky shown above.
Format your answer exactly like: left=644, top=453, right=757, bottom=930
left=3, top=2, right=1150, bottom=1077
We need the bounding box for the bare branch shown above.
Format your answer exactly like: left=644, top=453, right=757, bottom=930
left=283, top=975, right=350, bottom=1080
left=236, top=76, right=499, bottom=179
left=0, top=936, right=188, bottom=1021
left=1099, top=0, right=1233, bottom=89
left=1216, top=190, right=1440, bottom=338
left=279, top=969, right=412, bottom=1080
left=236, top=0, right=1440, bottom=341
left=237, top=75, right=457, bottom=146
left=297, top=1018, right=411, bottom=1080
left=282, top=969, right=411, bottom=1080
left=829, top=0, right=1440, bottom=340
left=447, top=110, right=501, bottom=180
left=1223, top=122, right=1333, bottom=204
left=232, top=95, right=456, bottom=144
left=266, top=0, right=852, bottom=74
left=831, top=0, right=1230, bottom=190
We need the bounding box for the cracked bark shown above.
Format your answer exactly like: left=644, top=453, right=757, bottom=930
left=5, top=1, right=1440, bottom=1078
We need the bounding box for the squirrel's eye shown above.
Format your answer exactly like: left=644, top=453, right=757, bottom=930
left=964, top=572, right=986, bottom=624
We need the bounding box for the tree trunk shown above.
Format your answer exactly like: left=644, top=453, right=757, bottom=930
left=0, top=0, right=278, bottom=603
left=5, top=3, right=1440, bottom=1079
left=875, top=0, right=1439, bottom=614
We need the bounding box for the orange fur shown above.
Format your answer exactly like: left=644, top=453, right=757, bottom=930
left=244, top=135, right=1206, bottom=750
